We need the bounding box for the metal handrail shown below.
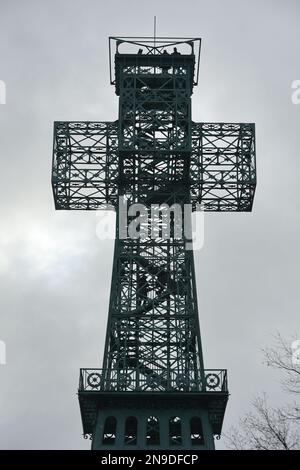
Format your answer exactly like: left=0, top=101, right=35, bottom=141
left=79, top=368, right=228, bottom=393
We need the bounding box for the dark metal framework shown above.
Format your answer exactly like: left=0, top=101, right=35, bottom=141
left=52, top=121, right=255, bottom=211
left=109, top=37, right=202, bottom=85
left=52, top=36, right=256, bottom=450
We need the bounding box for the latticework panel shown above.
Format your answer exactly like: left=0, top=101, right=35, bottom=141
left=52, top=121, right=119, bottom=210
left=190, top=122, right=256, bottom=211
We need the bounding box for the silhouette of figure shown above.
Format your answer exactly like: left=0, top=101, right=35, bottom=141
left=137, top=274, right=148, bottom=305
left=161, top=50, right=170, bottom=74
left=172, top=47, right=180, bottom=55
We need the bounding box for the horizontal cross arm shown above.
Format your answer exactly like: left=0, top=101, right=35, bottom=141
left=190, top=122, right=256, bottom=211
left=52, top=121, right=256, bottom=213
left=52, top=121, right=119, bottom=210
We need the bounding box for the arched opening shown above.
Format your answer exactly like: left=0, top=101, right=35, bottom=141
left=102, top=416, right=117, bottom=445
left=124, top=416, right=138, bottom=445
left=146, top=416, right=160, bottom=445
left=169, top=416, right=182, bottom=445
left=190, top=416, right=204, bottom=445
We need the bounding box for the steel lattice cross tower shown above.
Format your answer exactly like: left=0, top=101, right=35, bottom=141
left=52, top=37, right=256, bottom=450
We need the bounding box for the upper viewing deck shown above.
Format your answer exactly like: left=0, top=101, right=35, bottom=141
left=109, top=37, right=201, bottom=94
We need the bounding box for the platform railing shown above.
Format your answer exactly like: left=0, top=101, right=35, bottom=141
left=79, top=368, right=227, bottom=393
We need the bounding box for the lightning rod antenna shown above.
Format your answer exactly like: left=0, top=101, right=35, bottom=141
left=154, top=16, right=157, bottom=54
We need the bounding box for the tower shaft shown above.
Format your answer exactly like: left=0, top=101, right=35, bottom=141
left=103, top=44, right=203, bottom=383
left=103, top=204, right=204, bottom=386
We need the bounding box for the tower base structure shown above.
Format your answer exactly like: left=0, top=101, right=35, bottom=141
left=79, top=369, right=228, bottom=450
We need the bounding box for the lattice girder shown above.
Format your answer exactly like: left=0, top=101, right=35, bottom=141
left=52, top=121, right=255, bottom=211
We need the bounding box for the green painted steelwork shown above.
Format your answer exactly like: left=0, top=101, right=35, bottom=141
left=52, top=37, right=256, bottom=450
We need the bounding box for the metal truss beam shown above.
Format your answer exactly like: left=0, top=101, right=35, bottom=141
left=53, top=121, right=256, bottom=211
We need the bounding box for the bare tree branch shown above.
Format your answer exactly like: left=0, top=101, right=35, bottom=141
left=224, top=333, right=300, bottom=450
left=262, top=332, right=300, bottom=395
left=225, top=394, right=300, bottom=450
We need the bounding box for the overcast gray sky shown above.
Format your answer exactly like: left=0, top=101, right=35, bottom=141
left=0, top=0, right=299, bottom=449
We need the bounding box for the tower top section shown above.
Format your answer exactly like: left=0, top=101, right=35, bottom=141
left=109, top=37, right=201, bottom=94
